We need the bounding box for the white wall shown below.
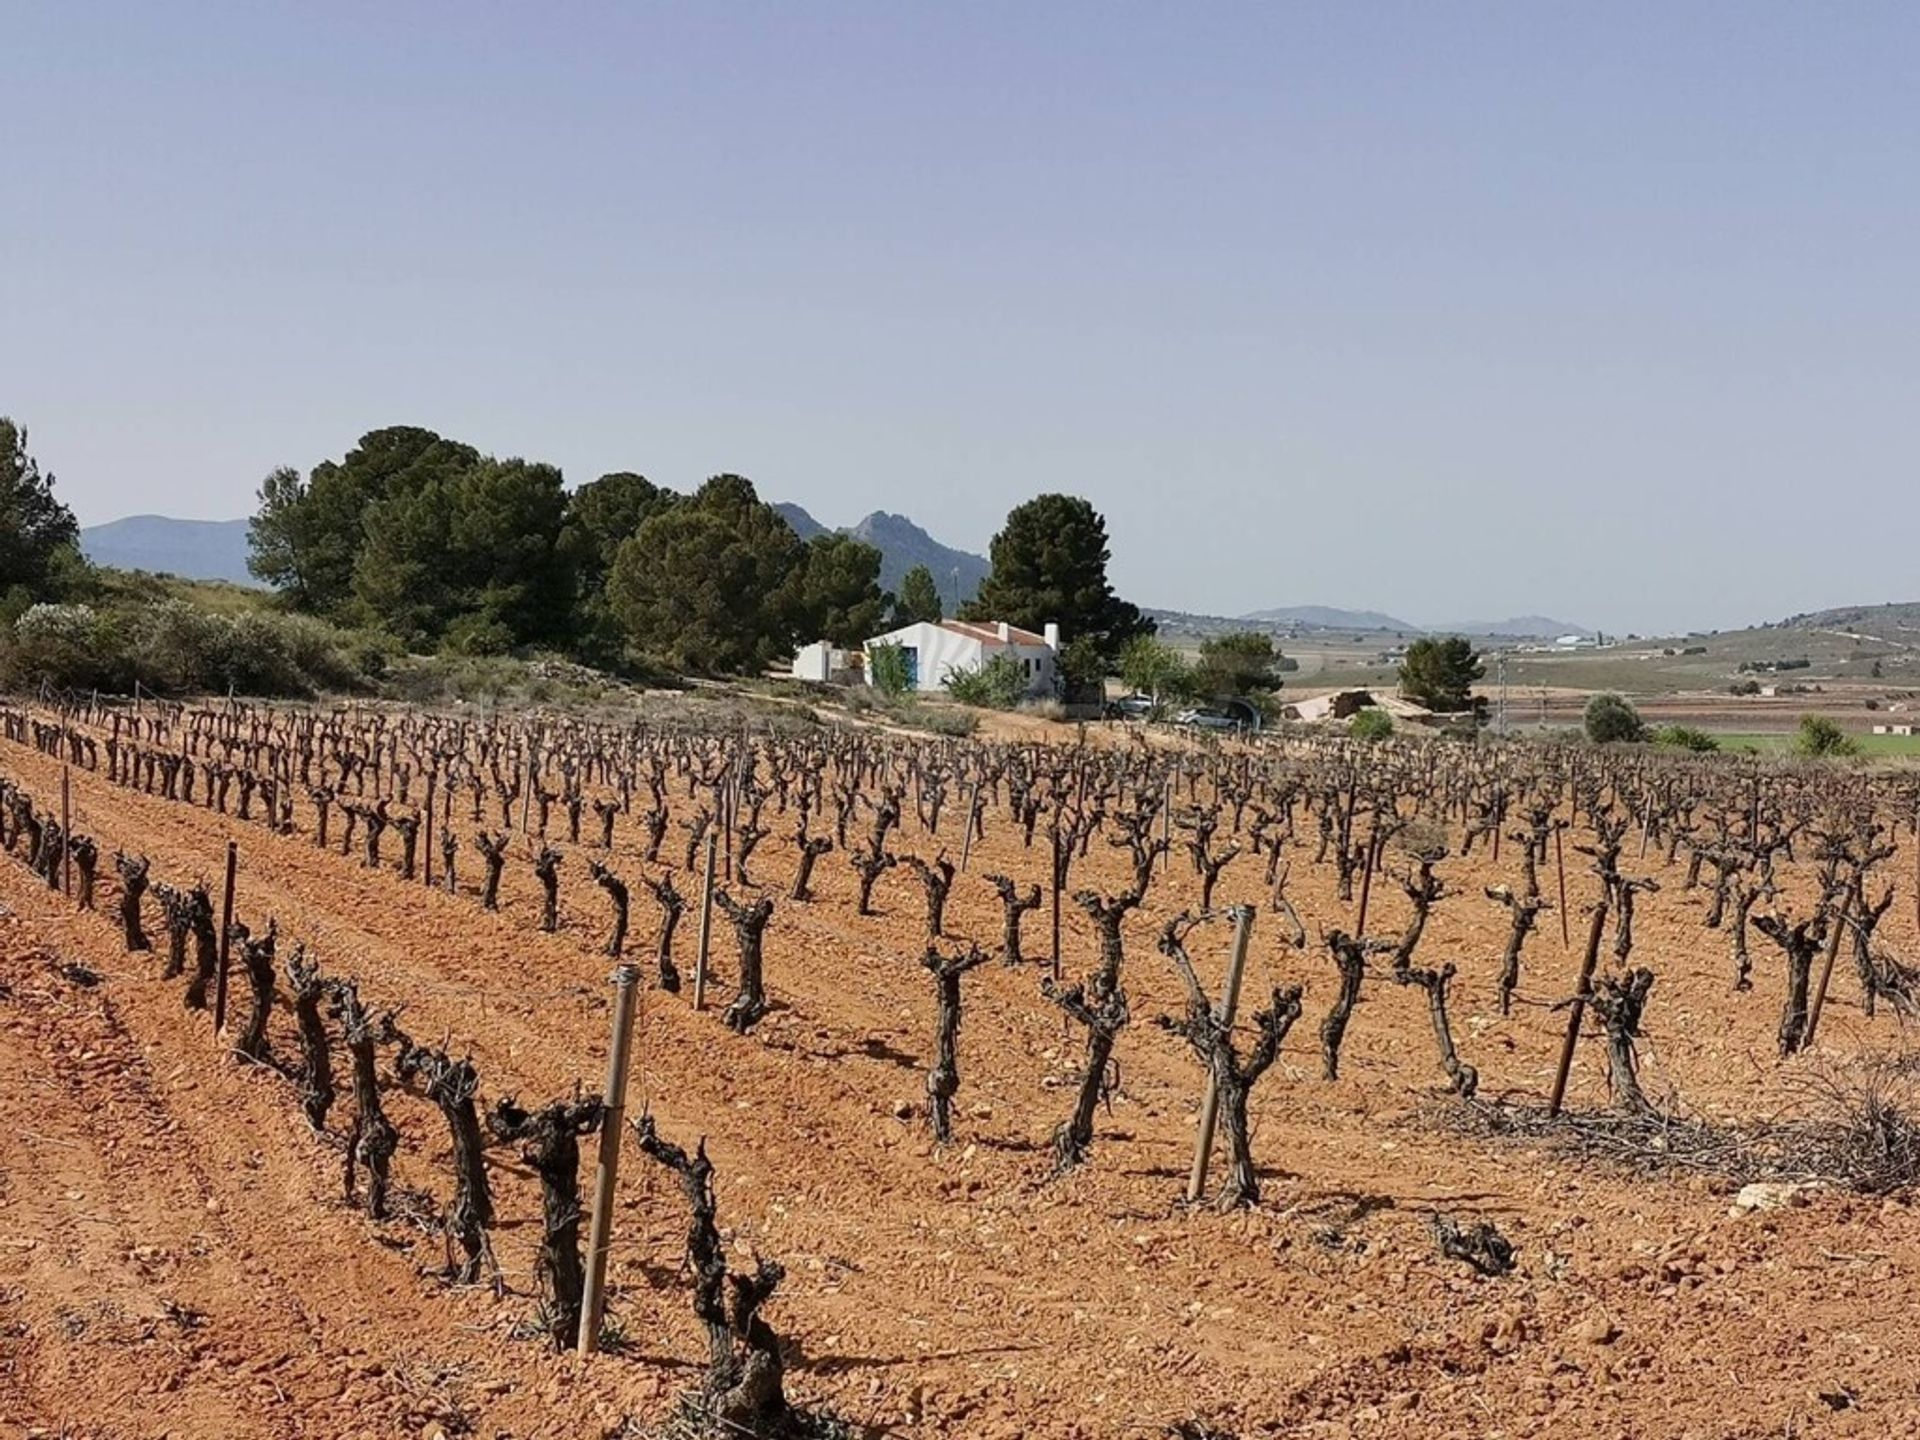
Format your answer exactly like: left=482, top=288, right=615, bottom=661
left=865, top=622, right=1058, bottom=696
left=865, top=622, right=983, bottom=693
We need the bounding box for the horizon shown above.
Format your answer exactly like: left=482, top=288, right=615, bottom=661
left=13, top=4, right=1920, bottom=634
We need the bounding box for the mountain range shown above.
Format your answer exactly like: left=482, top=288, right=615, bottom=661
left=1238, top=605, right=1591, bottom=639
left=78, top=512, right=1589, bottom=639
left=773, top=504, right=990, bottom=607
left=79, top=515, right=256, bottom=586
left=79, top=505, right=993, bottom=609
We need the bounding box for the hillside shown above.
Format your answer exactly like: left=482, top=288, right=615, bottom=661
left=1432, top=615, right=1592, bottom=639
left=78, top=505, right=994, bottom=611
left=79, top=515, right=256, bottom=586
left=1774, top=601, right=1920, bottom=644
left=776, top=503, right=990, bottom=606
left=1240, top=604, right=1416, bottom=632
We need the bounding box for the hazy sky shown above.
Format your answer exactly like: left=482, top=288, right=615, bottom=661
left=6, top=4, right=1918, bottom=634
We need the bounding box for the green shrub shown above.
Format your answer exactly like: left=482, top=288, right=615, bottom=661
left=1583, top=692, right=1645, bottom=744
left=442, top=613, right=516, bottom=657
left=1795, top=714, right=1859, bottom=758
left=1349, top=708, right=1394, bottom=742
left=8, top=603, right=131, bottom=691
left=867, top=642, right=912, bottom=698
left=945, top=652, right=1028, bottom=709
left=1653, top=724, right=1720, bottom=753
left=6, top=597, right=370, bottom=698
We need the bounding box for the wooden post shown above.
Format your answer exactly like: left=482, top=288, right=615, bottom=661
left=1352, top=828, right=1379, bottom=935
left=60, top=765, right=72, bottom=897
left=520, top=750, right=536, bottom=836
left=692, top=832, right=717, bottom=1011
left=1802, top=890, right=1853, bottom=1048
left=1554, top=825, right=1571, bottom=947
left=212, top=840, right=238, bottom=1034
left=1049, top=824, right=1063, bottom=980
left=1187, top=906, right=1254, bottom=1204
left=579, top=963, right=640, bottom=1357
left=1160, top=776, right=1173, bottom=873
left=423, top=770, right=436, bottom=887
left=1547, top=902, right=1609, bottom=1117
left=958, top=781, right=982, bottom=872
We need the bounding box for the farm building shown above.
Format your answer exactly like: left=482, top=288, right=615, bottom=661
left=789, top=641, right=859, bottom=684
left=1873, top=723, right=1916, bottom=736
left=1283, top=690, right=1437, bottom=727
left=863, top=619, right=1059, bottom=696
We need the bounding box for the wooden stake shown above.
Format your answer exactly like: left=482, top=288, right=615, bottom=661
left=1802, top=890, right=1853, bottom=1048
left=1187, top=906, right=1254, bottom=1204
left=1547, top=901, right=1609, bottom=1117
left=1160, top=781, right=1173, bottom=872
left=212, top=841, right=238, bottom=1034
left=1049, top=824, right=1063, bottom=980
left=692, top=832, right=717, bottom=1011
left=1554, top=824, right=1571, bottom=947
left=579, top=963, right=640, bottom=1356
left=958, top=781, right=981, bottom=872
left=60, top=765, right=72, bottom=897
left=1352, top=828, right=1379, bottom=936
left=423, top=770, right=436, bottom=887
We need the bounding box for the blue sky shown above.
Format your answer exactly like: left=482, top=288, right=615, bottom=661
left=5, top=3, right=1917, bottom=633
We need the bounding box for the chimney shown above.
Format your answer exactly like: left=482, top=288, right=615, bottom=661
left=997, top=621, right=1011, bottom=642
left=1043, top=622, right=1060, bottom=650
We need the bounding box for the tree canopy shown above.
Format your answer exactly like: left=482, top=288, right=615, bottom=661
left=1398, top=636, right=1484, bottom=714
left=1, top=418, right=83, bottom=616
left=605, top=474, right=808, bottom=674
left=961, top=494, right=1151, bottom=667
left=1193, top=632, right=1286, bottom=700
left=795, top=533, right=890, bottom=648
left=1583, top=692, right=1644, bottom=744
left=248, top=426, right=481, bottom=619
left=1117, top=634, right=1190, bottom=702
left=893, top=563, right=943, bottom=625
left=355, top=456, right=575, bottom=651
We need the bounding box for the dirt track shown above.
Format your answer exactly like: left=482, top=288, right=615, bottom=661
left=4, top=728, right=1920, bottom=1438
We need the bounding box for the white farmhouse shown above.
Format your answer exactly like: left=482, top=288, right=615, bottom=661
left=864, top=619, right=1059, bottom=696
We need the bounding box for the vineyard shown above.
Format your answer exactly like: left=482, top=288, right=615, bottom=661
left=4, top=695, right=1920, bottom=1438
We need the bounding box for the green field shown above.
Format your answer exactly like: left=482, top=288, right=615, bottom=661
left=1706, top=730, right=1920, bottom=757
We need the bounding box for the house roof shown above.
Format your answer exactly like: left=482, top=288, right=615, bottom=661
left=1287, top=690, right=1435, bottom=723
left=939, top=620, right=1051, bottom=647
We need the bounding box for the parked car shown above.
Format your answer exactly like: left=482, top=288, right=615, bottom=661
left=1172, top=707, right=1241, bottom=733
left=1105, top=694, right=1156, bottom=721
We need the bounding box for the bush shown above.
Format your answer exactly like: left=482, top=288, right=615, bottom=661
left=1653, top=724, right=1720, bottom=753
left=1349, top=708, right=1394, bottom=742
left=1583, top=692, right=1644, bottom=744
left=1017, top=697, right=1067, bottom=722
left=5, top=597, right=371, bottom=698
left=1729, top=679, right=1761, bottom=696
left=944, top=652, right=1028, bottom=709
left=442, top=613, right=516, bottom=657
left=7, top=603, right=131, bottom=691
left=1795, top=714, right=1859, bottom=758
left=867, top=642, right=911, bottom=698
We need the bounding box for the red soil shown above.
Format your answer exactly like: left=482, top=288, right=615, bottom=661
left=2, top=728, right=1918, bottom=1438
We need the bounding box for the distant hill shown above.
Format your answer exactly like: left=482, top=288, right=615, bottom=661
left=1772, top=601, right=1920, bottom=640
left=78, top=504, right=992, bottom=611
left=1433, top=616, right=1593, bottom=639
left=80, top=515, right=257, bottom=586
left=1240, top=605, right=1418, bottom=633
left=777, top=504, right=991, bottom=607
